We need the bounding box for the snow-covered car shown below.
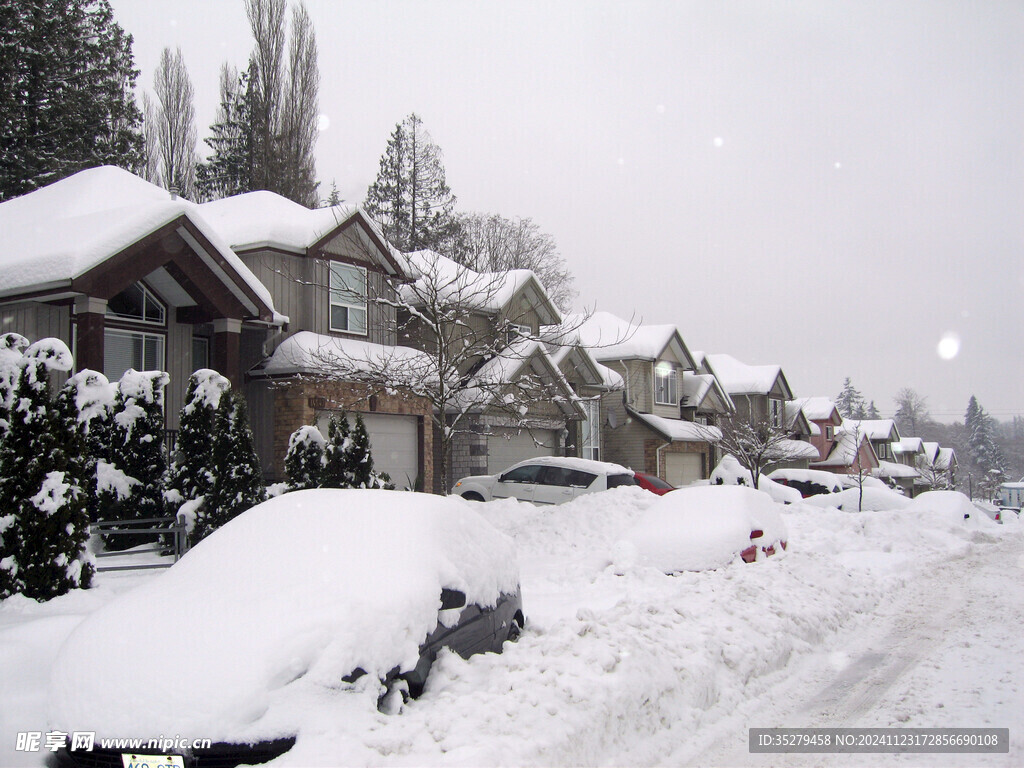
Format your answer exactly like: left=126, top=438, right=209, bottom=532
left=452, top=455, right=639, bottom=504
left=767, top=468, right=844, bottom=497
left=48, top=489, right=523, bottom=767
left=633, top=471, right=676, bottom=495
left=612, top=485, right=789, bottom=572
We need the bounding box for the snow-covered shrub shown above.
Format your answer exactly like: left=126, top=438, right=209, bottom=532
left=285, top=425, right=326, bottom=491
left=166, top=369, right=230, bottom=517
left=60, top=370, right=116, bottom=522
left=321, top=413, right=353, bottom=489
left=0, top=333, right=29, bottom=443
left=99, top=369, right=170, bottom=550
left=191, top=391, right=265, bottom=545
left=0, top=339, right=93, bottom=600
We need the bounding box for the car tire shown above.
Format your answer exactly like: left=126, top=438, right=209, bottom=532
left=378, top=676, right=410, bottom=715
left=461, top=492, right=485, bottom=501
left=506, top=617, right=523, bottom=643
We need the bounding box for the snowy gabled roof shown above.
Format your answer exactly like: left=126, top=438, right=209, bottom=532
left=892, top=437, right=925, bottom=455
left=248, top=330, right=431, bottom=380
left=922, top=443, right=957, bottom=470
left=813, top=429, right=876, bottom=468
left=0, top=166, right=279, bottom=321
left=841, top=418, right=900, bottom=443
left=627, top=407, right=722, bottom=443
left=567, top=311, right=697, bottom=370
left=790, top=396, right=841, bottom=423
left=198, top=192, right=409, bottom=276
left=680, top=372, right=733, bottom=414
left=542, top=338, right=623, bottom=391
left=704, top=353, right=791, bottom=398
left=874, top=460, right=919, bottom=479
left=783, top=401, right=812, bottom=435
left=778, top=439, right=822, bottom=461
left=401, top=250, right=561, bottom=325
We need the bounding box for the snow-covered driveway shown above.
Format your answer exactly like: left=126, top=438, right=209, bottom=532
left=0, top=487, right=1020, bottom=767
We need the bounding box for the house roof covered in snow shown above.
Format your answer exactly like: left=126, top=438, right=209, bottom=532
left=790, top=396, right=841, bottom=423
left=875, top=460, right=919, bottom=479
left=681, top=372, right=734, bottom=414
left=892, top=437, right=925, bottom=455
left=842, top=418, right=900, bottom=443
left=543, top=337, right=623, bottom=391
left=567, top=311, right=697, bottom=370
left=704, top=353, right=791, bottom=398
left=813, top=429, right=878, bottom=469
left=626, top=407, right=722, bottom=443
left=248, top=330, right=431, bottom=379
left=0, top=166, right=278, bottom=322
left=400, top=250, right=560, bottom=325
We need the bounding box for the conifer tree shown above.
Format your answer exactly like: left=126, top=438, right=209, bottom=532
left=0, top=333, right=30, bottom=444
left=321, top=413, right=353, bottom=488
left=166, top=369, right=230, bottom=516
left=0, top=339, right=93, bottom=600
left=364, top=113, right=459, bottom=251
left=0, top=0, right=145, bottom=201
left=193, top=390, right=265, bottom=544
left=347, top=413, right=375, bottom=489
left=60, top=370, right=115, bottom=522
left=101, top=369, right=169, bottom=549
left=284, top=424, right=326, bottom=491
left=835, top=377, right=866, bottom=419
left=965, top=395, right=1007, bottom=498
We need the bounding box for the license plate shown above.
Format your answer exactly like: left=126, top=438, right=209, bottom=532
left=120, top=754, right=185, bottom=768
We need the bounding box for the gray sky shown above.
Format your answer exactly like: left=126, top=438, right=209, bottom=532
left=112, top=0, right=1024, bottom=424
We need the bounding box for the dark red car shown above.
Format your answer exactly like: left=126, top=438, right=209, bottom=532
left=633, top=471, right=676, bottom=495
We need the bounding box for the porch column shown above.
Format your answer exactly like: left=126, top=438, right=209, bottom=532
left=74, top=296, right=107, bottom=374
left=212, top=318, right=242, bottom=388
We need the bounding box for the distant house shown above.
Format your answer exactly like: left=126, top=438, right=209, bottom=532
left=921, top=441, right=958, bottom=490
left=573, top=312, right=729, bottom=486
left=789, top=396, right=843, bottom=462
left=705, top=353, right=818, bottom=470
left=997, top=480, right=1024, bottom=510
left=811, top=424, right=879, bottom=477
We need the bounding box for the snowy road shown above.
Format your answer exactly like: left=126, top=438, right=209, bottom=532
left=686, top=533, right=1024, bottom=767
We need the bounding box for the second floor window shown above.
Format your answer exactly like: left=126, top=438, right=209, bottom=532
left=825, top=425, right=834, bottom=440
left=329, top=263, right=367, bottom=335
left=655, top=362, right=677, bottom=406
left=769, top=397, right=783, bottom=427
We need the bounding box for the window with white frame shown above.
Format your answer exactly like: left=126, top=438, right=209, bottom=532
left=329, top=262, right=367, bottom=335
left=107, top=282, right=165, bottom=325
left=104, top=329, right=165, bottom=381
left=769, top=397, right=783, bottom=427
left=581, top=397, right=601, bottom=460
left=506, top=322, right=532, bottom=344
left=655, top=362, right=677, bottom=406
left=825, top=425, right=834, bottom=440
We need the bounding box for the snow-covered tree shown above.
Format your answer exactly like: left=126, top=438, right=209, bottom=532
left=166, top=369, right=230, bottom=525
left=284, top=424, right=325, bottom=491
left=192, top=391, right=265, bottom=544
left=0, top=0, right=145, bottom=201
left=348, top=413, right=377, bottom=489
left=702, top=414, right=809, bottom=489
left=364, top=113, right=459, bottom=251
left=893, top=387, right=932, bottom=437
left=59, top=370, right=115, bottom=522
left=835, top=377, right=866, bottom=419
left=321, top=413, right=353, bottom=488
left=100, top=369, right=169, bottom=549
left=0, top=339, right=93, bottom=600
left=965, top=395, right=1007, bottom=499
left=195, top=64, right=252, bottom=201
left=866, top=400, right=880, bottom=419
left=0, top=333, right=30, bottom=443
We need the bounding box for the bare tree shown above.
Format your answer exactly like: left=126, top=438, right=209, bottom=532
left=893, top=387, right=932, bottom=437
left=245, top=0, right=287, bottom=192
left=704, top=414, right=811, bottom=489
left=446, top=212, right=577, bottom=311
left=279, top=1, right=320, bottom=206
left=139, top=92, right=161, bottom=185
left=152, top=47, right=198, bottom=197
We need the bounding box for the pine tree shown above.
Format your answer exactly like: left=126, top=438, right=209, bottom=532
left=364, top=113, right=459, bottom=251
left=321, top=413, right=353, bottom=488
left=347, top=413, right=375, bottom=489
left=285, top=424, right=325, bottom=491
left=835, top=377, right=865, bottom=419
left=166, top=370, right=230, bottom=516
left=60, top=370, right=115, bottom=522
left=0, top=339, right=92, bottom=600
left=101, top=369, right=169, bottom=549
left=866, top=400, right=880, bottom=419
left=0, top=333, right=30, bottom=443
left=0, top=0, right=144, bottom=201
left=965, top=395, right=1007, bottom=499
left=193, top=391, right=265, bottom=544
left=195, top=64, right=254, bottom=201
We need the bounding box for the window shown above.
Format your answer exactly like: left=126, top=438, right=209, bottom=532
left=505, top=323, right=532, bottom=344
left=876, top=443, right=889, bottom=460
left=769, top=398, right=783, bottom=427
left=107, top=282, right=165, bottom=325
left=329, top=263, right=367, bottom=335
left=655, top=362, right=677, bottom=406
left=825, top=425, right=834, bottom=440
left=498, top=465, right=541, bottom=483
left=581, top=397, right=601, bottom=461
left=694, top=414, right=708, bottom=426
left=104, top=329, right=164, bottom=381
left=606, top=473, right=639, bottom=488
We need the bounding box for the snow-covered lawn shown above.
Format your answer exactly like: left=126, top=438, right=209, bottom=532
left=1, top=487, right=1021, bottom=767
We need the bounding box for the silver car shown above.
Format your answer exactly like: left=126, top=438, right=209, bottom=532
left=453, top=456, right=638, bottom=505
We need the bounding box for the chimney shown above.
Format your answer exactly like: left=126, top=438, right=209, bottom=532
left=169, top=185, right=179, bottom=200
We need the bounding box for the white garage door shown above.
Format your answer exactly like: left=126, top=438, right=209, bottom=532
left=487, top=427, right=559, bottom=474
left=317, top=413, right=419, bottom=489
left=665, top=453, right=703, bottom=487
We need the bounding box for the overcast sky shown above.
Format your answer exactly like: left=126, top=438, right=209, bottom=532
left=111, top=0, right=1024, bottom=424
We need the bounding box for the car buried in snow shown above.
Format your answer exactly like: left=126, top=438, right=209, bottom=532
left=48, top=489, right=523, bottom=768
left=452, top=455, right=640, bottom=504
left=632, top=471, right=677, bottom=495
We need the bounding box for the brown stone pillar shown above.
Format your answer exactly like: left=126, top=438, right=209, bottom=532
left=212, top=318, right=242, bottom=388
left=74, top=296, right=107, bottom=374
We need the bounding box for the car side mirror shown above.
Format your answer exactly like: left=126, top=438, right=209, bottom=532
left=440, top=588, right=466, bottom=610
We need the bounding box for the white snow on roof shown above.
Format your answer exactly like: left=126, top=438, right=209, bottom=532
left=455, top=339, right=577, bottom=415
left=778, top=439, right=821, bottom=461
left=813, top=429, right=871, bottom=468
left=704, top=353, right=782, bottom=395
left=842, top=418, right=898, bottom=441
left=0, top=166, right=279, bottom=321
left=893, top=437, right=924, bottom=454
left=543, top=340, right=623, bottom=391
left=568, top=311, right=682, bottom=363
left=875, top=460, right=920, bottom=479
left=199, top=192, right=354, bottom=252
left=681, top=373, right=714, bottom=406
left=630, top=411, right=722, bottom=443
left=790, top=396, right=839, bottom=422
left=250, top=330, right=431, bottom=379
left=402, top=250, right=558, bottom=323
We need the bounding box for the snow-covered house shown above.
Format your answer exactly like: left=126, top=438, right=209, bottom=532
left=572, top=312, right=729, bottom=486
left=395, top=250, right=591, bottom=492
left=842, top=418, right=918, bottom=494
left=197, top=190, right=435, bottom=489
left=704, top=353, right=818, bottom=470
left=811, top=424, right=879, bottom=476
left=0, top=166, right=280, bottom=437
left=789, top=396, right=843, bottom=462
left=997, top=480, right=1024, bottom=511
left=920, top=441, right=958, bottom=490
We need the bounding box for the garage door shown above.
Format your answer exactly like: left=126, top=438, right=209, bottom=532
left=487, top=426, right=559, bottom=474
left=317, top=413, right=419, bottom=489
left=665, top=453, right=703, bottom=487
